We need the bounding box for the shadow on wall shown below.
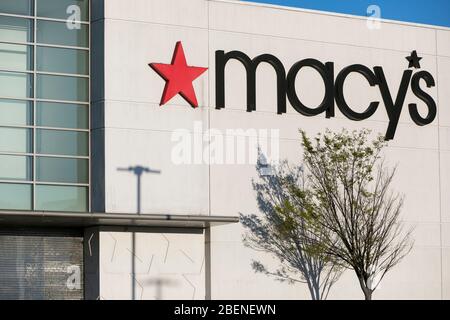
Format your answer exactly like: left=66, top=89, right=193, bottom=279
left=117, top=165, right=162, bottom=215
left=240, top=152, right=342, bottom=300
left=143, top=277, right=179, bottom=300
left=117, top=165, right=161, bottom=300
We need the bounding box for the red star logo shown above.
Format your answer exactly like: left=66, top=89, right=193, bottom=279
left=149, top=41, right=208, bottom=108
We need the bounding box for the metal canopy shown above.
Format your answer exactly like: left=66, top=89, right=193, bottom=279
left=0, top=211, right=239, bottom=229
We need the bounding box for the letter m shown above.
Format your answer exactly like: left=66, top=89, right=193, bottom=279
left=215, top=50, right=287, bottom=114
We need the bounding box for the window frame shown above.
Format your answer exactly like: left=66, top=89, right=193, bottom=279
left=0, top=0, right=90, bottom=212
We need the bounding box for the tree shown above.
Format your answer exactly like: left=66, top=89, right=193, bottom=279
left=292, top=129, right=413, bottom=300
left=241, top=154, right=342, bottom=300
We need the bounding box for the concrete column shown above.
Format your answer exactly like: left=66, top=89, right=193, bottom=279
left=84, top=227, right=100, bottom=300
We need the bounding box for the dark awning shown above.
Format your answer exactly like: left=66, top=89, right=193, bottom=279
left=0, top=211, right=239, bottom=229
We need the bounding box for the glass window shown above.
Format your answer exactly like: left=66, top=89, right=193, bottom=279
left=37, top=157, right=88, bottom=184
left=0, top=71, right=33, bottom=98
left=0, top=16, right=33, bottom=43
left=35, top=185, right=88, bottom=212
left=37, top=101, right=88, bottom=129
left=0, top=1, right=91, bottom=212
left=36, top=129, right=88, bottom=156
left=0, top=183, right=32, bottom=210
left=0, top=0, right=33, bottom=16
left=0, top=155, right=32, bottom=181
left=0, top=127, right=32, bottom=153
left=37, top=0, right=89, bottom=21
left=36, top=74, right=88, bottom=102
left=0, top=43, right=33, bottom=71
left=0, top=99, right=32, bottom=126
left=37, top=46, right=88, bottom=75
left=36, top=20, right=88, bottom=47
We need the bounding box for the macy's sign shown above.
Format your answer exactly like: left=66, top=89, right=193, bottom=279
left=150, top=42, right=436, bottom=141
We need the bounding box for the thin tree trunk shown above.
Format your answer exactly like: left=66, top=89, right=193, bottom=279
left=358, top=277, right=373, bottom=300
left=363, top=288, right=372, bottom=300
left=305, top=278, right=317, bottom=300
left=312, top=279, right=321, bottom=300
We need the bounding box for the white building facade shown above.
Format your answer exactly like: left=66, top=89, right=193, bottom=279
left=0, top=0, right=449, bottom=300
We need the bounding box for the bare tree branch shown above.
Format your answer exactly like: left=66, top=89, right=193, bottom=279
left=241, top=152, right=342, bottom=300
left=297, top=129, right=413, bottom=300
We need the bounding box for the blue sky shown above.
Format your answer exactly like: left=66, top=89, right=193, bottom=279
left=241, top=0, right=450, bottom=28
